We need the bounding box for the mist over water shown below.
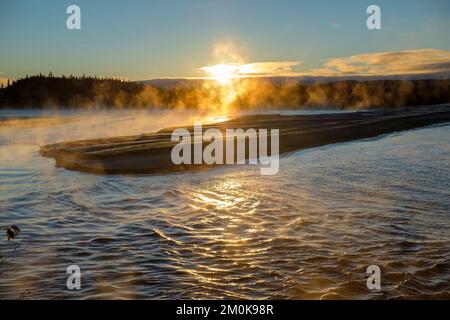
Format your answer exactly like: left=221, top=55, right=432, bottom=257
left=0, top=109, right=449, bottom=299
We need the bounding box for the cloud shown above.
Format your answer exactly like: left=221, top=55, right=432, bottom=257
left=197, top=48, right=450, bottom=80
left=310, top=49, right=450, bottom=76
left=212, top=40, right=247, bottom=64
left=199, top=61, right=302, bottom=78
left=235, top=61, right=302, bottom=76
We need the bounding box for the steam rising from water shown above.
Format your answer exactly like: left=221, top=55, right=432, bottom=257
left=0, top=109, right=229, bottom=146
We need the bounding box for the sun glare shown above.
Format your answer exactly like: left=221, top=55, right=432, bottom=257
left=202, top=64, right=239, bottom=85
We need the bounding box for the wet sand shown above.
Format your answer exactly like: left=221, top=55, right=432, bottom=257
left=39, top=105, right=450, bottom=174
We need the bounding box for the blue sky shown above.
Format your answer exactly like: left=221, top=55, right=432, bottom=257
left=1, top=0, right=449, bottom=80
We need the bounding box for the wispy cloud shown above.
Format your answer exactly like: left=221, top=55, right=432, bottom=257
left=309, top=49, right=450, bottom=76
left=199, top=61, right=302, bottom=78
left=235, top=61, right=302, bottom=76
left=198, top=49, right=450, bottom=79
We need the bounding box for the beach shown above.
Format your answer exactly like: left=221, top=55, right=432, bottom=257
left=40, top=105, right=450, bottom=174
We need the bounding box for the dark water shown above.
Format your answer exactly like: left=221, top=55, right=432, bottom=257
left=0, top=109, right=449, bottom=299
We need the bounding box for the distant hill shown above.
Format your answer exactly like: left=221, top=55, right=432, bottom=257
left=1, top=74, right=450, bottom=109
left=142, top=71, right=450, bottom=88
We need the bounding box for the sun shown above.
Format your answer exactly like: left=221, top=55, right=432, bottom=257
left=201, top=64, right=239, bottom=85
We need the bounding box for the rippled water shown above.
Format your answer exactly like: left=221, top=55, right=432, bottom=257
left=0, top=109, right=449, bottom=299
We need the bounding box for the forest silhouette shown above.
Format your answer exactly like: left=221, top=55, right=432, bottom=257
left=1, top=73, right=449, bottom=109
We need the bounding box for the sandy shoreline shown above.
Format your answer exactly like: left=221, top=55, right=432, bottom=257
left=40, top=105, right=450, bottom=174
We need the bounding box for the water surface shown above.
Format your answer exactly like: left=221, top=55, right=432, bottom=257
left=0, top=109, right=449, bottom=299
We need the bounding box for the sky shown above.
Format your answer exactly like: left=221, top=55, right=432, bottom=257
left=1, top=0, right=450, bottom=82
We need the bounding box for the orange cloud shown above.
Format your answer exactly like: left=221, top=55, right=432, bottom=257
left=310, top=49, right=450, bottom=76
left=199, top=61, right=302, bottom=79
left=198, top=48, right=450, bottom=79
left=236, top=61, right=302, bottom=76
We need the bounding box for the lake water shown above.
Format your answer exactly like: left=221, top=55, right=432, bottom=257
left=0, top=109, right=449, bottom=299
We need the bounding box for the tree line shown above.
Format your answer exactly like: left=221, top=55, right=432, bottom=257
left=1, top=74, right=449, bottom=109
